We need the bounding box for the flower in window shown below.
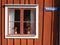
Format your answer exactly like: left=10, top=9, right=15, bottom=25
left=12, top=27, right=17, bottom=34
left=27, top=26, right=32, bottom=34
left=27, top=26, right=32, bottom=31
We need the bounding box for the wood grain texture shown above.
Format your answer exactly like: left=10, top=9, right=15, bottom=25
left=2, top=0, right=8, bottom=45
left=20, top=9, right=24, bottom=34
left=8, top=39, right=13, bottom=45
left=0, top=0, right=1, bottom=6
left=25, top=0, right=28, bottom=4
left=44, top=0, right=53, bottom=45
left=28, top=39, right=33, bottom=45
left=30, top=0, right=34, bottom=4
left=14, top=39, right=20, bottom=45
left=14, top=0, right=19, bottom=4
left=53, top=11, right=59, bottom=45
left=43, top=12, right=52, bottom=45
left=52, top=0, right=58, bottom=45
left=0, top=7, right=1, bottom=45
left=51, top=6, right=54, bottom=45
left=21, top=0, right=24, bottom=4
left=45, top=0, right=52, bottom=6
left=21, top=39, right=26, bottom=45
left=8, top=0, right=13, bottom=4
left=51, top=1, right=54, bottom=45
left=36, top=0, right=44, bottom=45
left=0, top=0, right=1, bottom=44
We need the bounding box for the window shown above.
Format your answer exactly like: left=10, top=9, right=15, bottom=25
left=5, top=4, right=38, bottom=38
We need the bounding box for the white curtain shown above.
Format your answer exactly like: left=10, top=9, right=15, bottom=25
left=30, top=10, right=35, bottom=34
left=9, top=10, right=15, bottom=34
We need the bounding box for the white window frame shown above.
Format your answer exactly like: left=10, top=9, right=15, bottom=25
left=5, top=4, right=39, bottom=38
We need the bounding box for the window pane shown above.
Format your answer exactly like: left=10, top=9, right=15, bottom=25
left=14, top=22, right=20, bottom=34
left=24, top=23, right=31, bottom=34
left=24, top=10, right=36, bottom=34
left=24, top=10, right=31, bottom=21
left=15, top=10, right=20, bottom=21
left=9, top=22, right=20, bottom=34
left=9, top=9, right=20, bottom=21
left=9, top=9, right=20, bottom=34
left=9, top=9, right=15, bottom=21
left=9, top=22, right=14, bottom=28
left=14, top=10, right=20, bottom=34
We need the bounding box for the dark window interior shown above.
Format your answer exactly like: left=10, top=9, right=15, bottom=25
left=9, top=9, right=36, bottom=35
left=15, top=10, right=20, bottom=21
left=14, top=10, right=20, bottom=34
left=14, top=22, right=20, bottom=34
left=24, top=10, right=31, bottom=21
left=24, top=10, right=31, bottom=34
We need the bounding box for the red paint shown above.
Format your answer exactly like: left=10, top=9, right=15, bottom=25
left=27, top=26, right=32, bottom=31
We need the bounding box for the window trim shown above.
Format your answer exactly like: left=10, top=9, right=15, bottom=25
left=5, top=4, right=39, bottom=38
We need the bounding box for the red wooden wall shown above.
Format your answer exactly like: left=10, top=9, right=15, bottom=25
left=0, top=0, right=59, bottom=45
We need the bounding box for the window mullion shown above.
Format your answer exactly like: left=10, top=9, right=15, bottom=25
left=20, top=9, right=24, bottom=34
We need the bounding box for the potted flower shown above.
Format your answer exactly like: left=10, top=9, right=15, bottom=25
left=14, top=27, right=17, bottom=34
left=12, top=27, right=17, bottom=34
left=27, top=26, right=32, bottom=34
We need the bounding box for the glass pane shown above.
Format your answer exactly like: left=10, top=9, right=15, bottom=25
left=24, top=23, right=31, bottom=34
left=9, top=9, right=20, bottom=35
left=14, top=10, right=20, bottom=34
left=24, top=10, right=31, bottom=21
left=9, top=22, right=14, bottom=28
left=9, top=9, right=15, bottom=21
left=9, top=22, right=20, bottom=34
left=24, top=10, right=36, bottom=34
left=9, top=9, right=20, bottom=21
left=14, top=22, right=20, bottom=34
left=15, top=10, right=20, bottom=21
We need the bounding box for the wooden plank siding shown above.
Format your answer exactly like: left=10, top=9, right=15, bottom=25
left=1, top=0, right=8, bottom=45
left=43, top=0, right=53, bottom=45
left=0, top=7, right=1, bottom=45
left=52, top=0, right=59, bottom=45
left=0, top=0, right=59, bottom=45
left=36, top=0, right=44, bottom=45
